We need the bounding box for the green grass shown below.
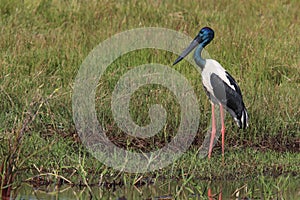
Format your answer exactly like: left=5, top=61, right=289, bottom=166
left=0, top=0, right=299, bottom=196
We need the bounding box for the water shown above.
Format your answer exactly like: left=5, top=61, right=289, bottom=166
left=4, top=176, right=300, bottom=199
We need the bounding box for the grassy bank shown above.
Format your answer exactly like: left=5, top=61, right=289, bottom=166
left=0, top=0, right=299, bottom=194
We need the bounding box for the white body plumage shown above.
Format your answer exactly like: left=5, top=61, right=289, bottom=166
left=201, top=59, right=235, bottom=96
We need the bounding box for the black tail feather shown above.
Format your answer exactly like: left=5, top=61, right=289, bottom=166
left=238, top=108, right=248, bottom=129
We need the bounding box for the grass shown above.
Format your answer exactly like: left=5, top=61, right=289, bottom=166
left=0, top=0, right=299, bottom=198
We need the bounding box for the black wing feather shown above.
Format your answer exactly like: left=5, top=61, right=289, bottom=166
left=210, top=73, right=246, bottom=127
left=225, top=71, right=242, bottom=96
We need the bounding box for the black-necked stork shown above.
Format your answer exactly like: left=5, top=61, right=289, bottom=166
left=173, top=27, right=248, bottom=158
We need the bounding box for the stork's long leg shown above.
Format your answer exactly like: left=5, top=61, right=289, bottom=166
left=208, top=188, right=212, bottom=200
left=208, top=187, right=222, bottom=200
left=220, top=104, right=226, bottom=158
left=208, top=103, right=216, bottom=159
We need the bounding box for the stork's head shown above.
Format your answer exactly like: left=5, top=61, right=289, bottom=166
left=198, top=27, right=214, bottom=47
left=173, top=27, right=214, bottom=65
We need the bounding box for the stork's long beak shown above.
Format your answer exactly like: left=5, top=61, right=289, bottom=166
left=173, top=35, right=202, bottom=66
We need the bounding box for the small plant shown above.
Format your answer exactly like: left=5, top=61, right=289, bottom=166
left=0, top=90, right=58, bottom=198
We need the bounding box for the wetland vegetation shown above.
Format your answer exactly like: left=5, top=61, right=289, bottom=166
left=0, top=0, right=299, bottom=199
